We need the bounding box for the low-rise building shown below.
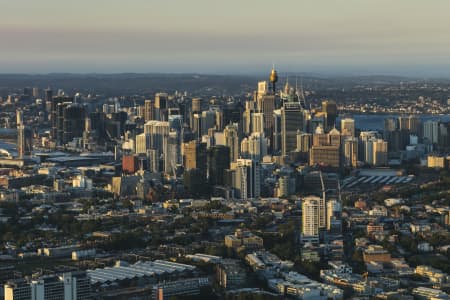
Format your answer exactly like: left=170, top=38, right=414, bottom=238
left=224, top=229, right=263, bottom=250
left=363, top=245, right=391, bottom=263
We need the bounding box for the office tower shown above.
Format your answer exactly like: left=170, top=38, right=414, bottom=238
left=144, top=121, right=169, bottom=171
left=201, top=110, right=216, bottom=136
left=168, top=114, right=183, bottom=132
left=232, top=159, right=261, bottom=200
left=63, top=103, right=86, bottom=144
left=322, top=100, right=337, bottom=130
left=155, top=93, right=168, bottom=121
left=281, top=102, right=304, bottom=157
left=359, top=131, right=379, bottom=162
left=257, top=81, right=269, bottom=96
left=144, top=99, right=155, bottom=122
left=215, top=109, right=224, bottom=131
left=165, top=131, right=181, bottom=175
left=423, top=120, right=439, bottom=144
left=257, top=95, right=275, bottom=136
left=243, top=101, right=254, bottom=135
left=224, top=124, right=239, bottom=163
left=135, top=133, right=151, bottom=154
left=309, top=145, right=341, bottom=168
left=240, top=138, right=249, bottom=158
left=51, top=96, right=72, bottom=141
left=372, top=139, right=388, bottom=166
left=398, top=115, right=420, bottom=135
left=183, top=140, right=207, bottom=175
left=273, top=109, right=282, bottom=153
left=340, top=118, right=355, bottom=137
left=43, top=88, right=52, bottom=116
left=192, top=97, right=202, bottom=113
left=384, top=118, right=397, bottom=132
left=327, top=199, right=342, bottom=233
left=302, top=196, right=320, bottom=243
left=16, top=110, right=32, bottom=158
left=343, top=137, right=358, bottom=167
left=148, top=149, right=160, bottom=173
left=407, top=115, right=421, bottom=135
left=296, top=131, right=312, bottom=153
left=247, top=132, right=268, bottom=161
left=251, top=112, right=264, bottom=134
left=192, top=113, right=202, bottom=140
left=439, top=123, right=450, bottom=151
left=208, top=145, right=230, bottom=186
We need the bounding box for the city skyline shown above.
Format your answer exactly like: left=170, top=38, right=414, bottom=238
left=1, top=0, right=450, bottom=76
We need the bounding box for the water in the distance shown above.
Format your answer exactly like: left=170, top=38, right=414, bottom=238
left=338, top=114, right=450, bottom=131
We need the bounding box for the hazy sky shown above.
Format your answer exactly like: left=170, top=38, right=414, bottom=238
left=1, top=0, right=450, bottom=75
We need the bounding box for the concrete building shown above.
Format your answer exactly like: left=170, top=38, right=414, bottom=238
left=340, top=118, right=355, bottom=137
left=302, top=196, right=320, bottom=243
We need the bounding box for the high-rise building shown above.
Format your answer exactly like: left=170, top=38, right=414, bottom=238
left=256, top=95, right=275, bottom=139
left=384, top=118, right=397, bottom=132
left=310, top=146, right=341, bottom=168
left=343, top=137, right=358, bottom=167
left=372, top=139, right=388, bottom=166
left=359, top=131, right=379, bottom=163
left=224, top=124, right=239, bottom=163
left=322, top=100, right=337, bottom=130
left=251, top=112, right=264, bottom=134
left=273, top=109, right=282, bottom=153
left=16, top=110, right=32, bottom=158
left=296, top=131, right=312, bottom=153
left=135, top=133, right=151, bottom=154
left=165, top=131, right=182, bottom=175
left=183, top=140, right=207, bottom=175
left=423, top=120, right=439, bottom=144
left=51, top=96, right=72, bottom=142
left=327, top=199, right=342, bottom=233
left=143, top=99, right=155, bottom=122
left=340, top=118, right=355, bottom=137
left=63, top=103, right=86, bottom=144
left=155, top=93, right=168, bottom=121
left=232, top=159, right=260, bottom=200
left=399, top=115, right=421, bottom=135
left=201, top=110, right=216, bottom=136
left=281, top=102, right=304, bottom=157
left=208, top=145, right=230, bottom=186
left=191, top=98, right=202, bottom=113
left=302, top=196, right=320, bottom=243
left=247, top=132, right=267, bottom=161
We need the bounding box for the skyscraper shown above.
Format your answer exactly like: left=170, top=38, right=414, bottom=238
left=340, top=118, right=355, bottom=137
left=302, top=196, right=320, bottom=243
left=155, top=93, right=168, bottom=121
left=143, top=99, right=155, bottom=122
left=165, top=131, right=182, bottom=175
left=281, top=102, right=304, bottom=157
left=208, top=145, right=230, bottom=186
left=232, top=159, right=261, bottom=200
left=343, top=137, right=358, bottom=167
left=63, top=103, right=86, bottom=144
left=247, top=132, right=267, bottom=161
left=372, top=139, right=388, bottom=166
left=423, top=120, right=439, bottom=145
left=224, top=124, right=239, bottom=162
left=16, top=110, right=32, bottom=158
left=322, top=100, right=337, bottom=130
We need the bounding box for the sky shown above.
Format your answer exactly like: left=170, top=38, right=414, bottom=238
left=1, top=0, right=450, bottom=76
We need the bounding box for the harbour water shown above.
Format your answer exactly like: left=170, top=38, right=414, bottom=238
left=338, top=114, right=450, bottom=131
